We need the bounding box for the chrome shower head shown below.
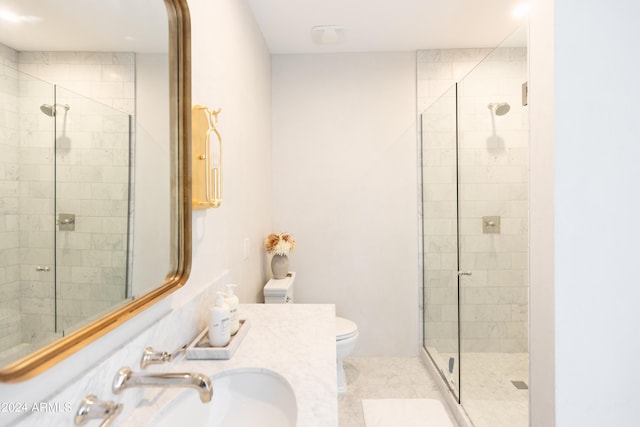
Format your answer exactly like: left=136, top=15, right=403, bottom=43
left=40, top=103, right=70, bottom=117
left=39, top=104, right=55, bottom=117
left=488, top=102, right=510, bottom=116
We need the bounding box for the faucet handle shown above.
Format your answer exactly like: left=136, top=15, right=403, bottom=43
left=140, top=344, right=187, bottom=369
left=74, top=395, right=122, bottom=427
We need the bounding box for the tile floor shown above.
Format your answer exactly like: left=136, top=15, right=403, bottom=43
left=338, top=353, right=529, bottom=427
left=337, top=357, right=458, bottom=427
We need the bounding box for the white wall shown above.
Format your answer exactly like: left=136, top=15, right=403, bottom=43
left=531, top=0, right=640, bottom=426
left=188, top=0, right=272, bottom=304
left=553, top=0, right=640, bottom=425
left=271, top=53, right=418, bottom=356
left=132, top=53, right=170, bottom=295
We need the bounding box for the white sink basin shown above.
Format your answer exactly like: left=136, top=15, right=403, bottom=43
left=151, top=368, right=297, bottom=427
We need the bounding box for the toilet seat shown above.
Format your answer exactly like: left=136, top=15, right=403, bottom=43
left=336, top=316, right=358, bottom=341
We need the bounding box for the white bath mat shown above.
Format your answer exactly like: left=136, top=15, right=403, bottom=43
left=361, top=399, right=454, bottom=427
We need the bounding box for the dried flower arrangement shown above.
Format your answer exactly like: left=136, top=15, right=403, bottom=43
left=264, top=233, right=296, bottom=256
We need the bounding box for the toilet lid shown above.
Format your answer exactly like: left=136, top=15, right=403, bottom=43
left=336, top=317, right=358, bottom=340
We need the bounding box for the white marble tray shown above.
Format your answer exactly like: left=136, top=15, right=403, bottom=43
left=186, top=319, right=250, bottom=360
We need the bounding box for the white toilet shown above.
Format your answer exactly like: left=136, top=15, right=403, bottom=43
left=264, top=272, right=359, bottom=395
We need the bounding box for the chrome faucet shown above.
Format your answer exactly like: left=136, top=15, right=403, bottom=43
left=112, top=367, right=213, bottom=403
left=74, top=395, right=122, bottom=427
left=140, top=344, right=187, bottom=369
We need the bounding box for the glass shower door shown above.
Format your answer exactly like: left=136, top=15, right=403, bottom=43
left=54, top=86, right=131, bottom=334
left=421, top=23, right=529, bottom=427
left=421, top=84, right=460, bottom=399
left=456, top=33, right=529, bottom=427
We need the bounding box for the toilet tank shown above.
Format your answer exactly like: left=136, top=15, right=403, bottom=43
left=263, top=272, right=296, bottom=303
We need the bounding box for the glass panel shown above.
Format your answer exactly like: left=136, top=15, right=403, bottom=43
left=456, top=24, right=529, bottom=427
left=0, top=67, right=56, bottom=364
left=54, top=86, right=131, bottom=334
left=421, top=83, right=460, bottom=399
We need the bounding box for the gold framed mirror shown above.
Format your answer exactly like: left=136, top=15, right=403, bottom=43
left=0, top=0, right=191, bottom=382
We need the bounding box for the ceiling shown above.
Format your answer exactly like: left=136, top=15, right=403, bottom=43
left=0, top=0, right=167, bottom=52
left=0, top=0, right=527, bottom=54
left=246, top=0, right=528, bottom=54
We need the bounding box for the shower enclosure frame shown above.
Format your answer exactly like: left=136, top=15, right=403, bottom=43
left=0, top=66, right=133, bottom=364
left=419, top=24, right=529, bottom=427
left=51, top=83, right=133, bottom=335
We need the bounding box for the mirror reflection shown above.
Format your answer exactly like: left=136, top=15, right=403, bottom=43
left=0, top=0, right=174, bottom=367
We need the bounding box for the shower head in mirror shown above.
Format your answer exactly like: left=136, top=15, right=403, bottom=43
left=40, top=103, right=70, bottom=117
left=488, top=102, right=510, bottom=116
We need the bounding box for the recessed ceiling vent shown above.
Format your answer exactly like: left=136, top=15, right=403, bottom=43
left=310, top=25, right=346, bottom=45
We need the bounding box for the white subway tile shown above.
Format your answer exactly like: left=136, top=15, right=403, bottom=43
left=49, top=52, right=79, bottom=65
left=487, top=269, right=525, bottom=287
left=91, top=81, right=124, bottom=99
left=70, top=266, right=101, bottom=284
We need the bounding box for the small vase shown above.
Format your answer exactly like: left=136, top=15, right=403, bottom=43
left=271, top=254, right=289, bottom=279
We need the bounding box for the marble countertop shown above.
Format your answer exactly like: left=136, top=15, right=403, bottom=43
left=121, top=304, right=338, bottom=427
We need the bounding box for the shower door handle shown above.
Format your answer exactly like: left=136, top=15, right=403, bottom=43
left=457, top=271, right=472, bottom=276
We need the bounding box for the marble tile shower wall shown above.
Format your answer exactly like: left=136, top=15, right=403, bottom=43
left=419, top=48, right=529, bottom=353
left=18, top=51, right=134, bottom=336
left=17, top=51, right=136, bottom=114
left=417, top=49, right=493, bottom=113
left=0, top=44, right=134, bottom=344
left=47, top=102, right=130, bottom=334
left=0, top=46, right=21, bottom=349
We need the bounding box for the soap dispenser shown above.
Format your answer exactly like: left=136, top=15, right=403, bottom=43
left=208, top=292, right=230, bottom=347
left=224, top=284, right=240, bottom=335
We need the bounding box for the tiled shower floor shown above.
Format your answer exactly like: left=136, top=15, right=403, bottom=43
left=459, top=352, right=529, bottom=427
